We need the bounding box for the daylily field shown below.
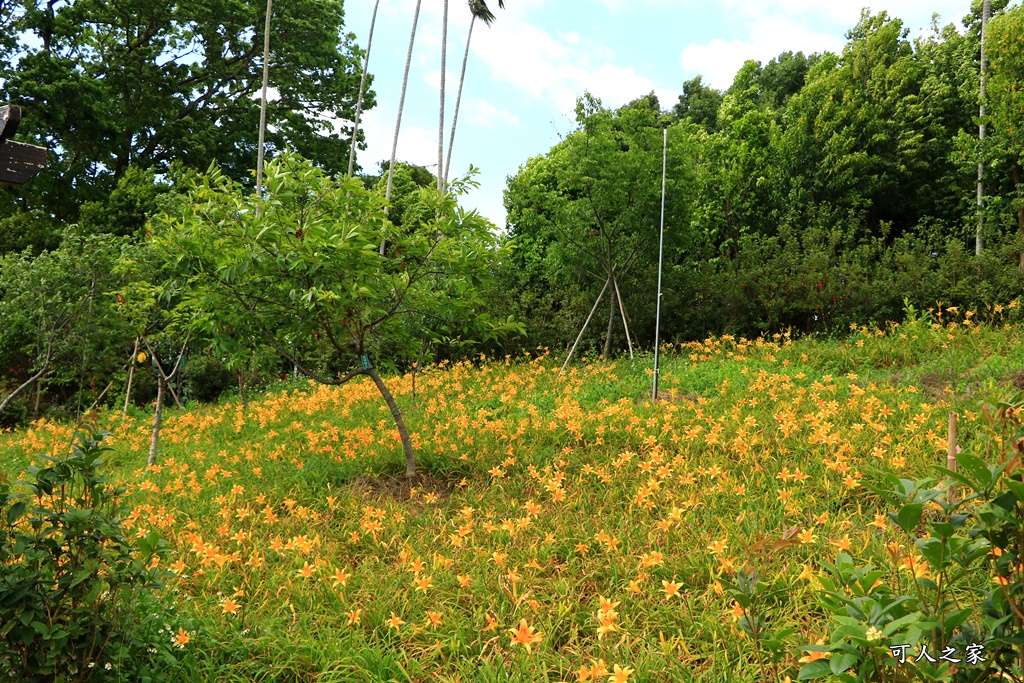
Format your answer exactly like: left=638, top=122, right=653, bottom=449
left=3, top=306, right=1024, bottom=682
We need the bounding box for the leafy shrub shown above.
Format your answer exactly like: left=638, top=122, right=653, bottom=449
left=799, top=391, right=1024, bottom=681
left=0, top=425, right=182, bottom=681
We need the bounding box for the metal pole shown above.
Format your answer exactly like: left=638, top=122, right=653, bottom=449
left=652, top=122, right=668, bottom=402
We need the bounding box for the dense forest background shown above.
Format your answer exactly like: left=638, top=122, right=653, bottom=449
left=1, top=0, right=1023, bottom=424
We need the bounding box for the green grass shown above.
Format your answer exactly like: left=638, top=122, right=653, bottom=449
left=3, top=307, right=1024, bottom=682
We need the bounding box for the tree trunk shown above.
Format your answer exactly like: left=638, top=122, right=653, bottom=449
left=32, top=378, right=42, bottom=420
left=411, top=361, right=418, bottom=402
left=0, top=364, right=48, bottom=416
left=438, top=0, right=448, bottom=193
left=347, top=0, right=380, bottom=178
left=122, top=337, right=139, bottom=419
left=382, top=0, right=423, bottom=256
left=445, top=15, right=475, bottom=185
left=256, top=0, right=273, bottom=196
left=1015, top=162, right=1023, bottom=271
left=603, top=293, right=615, bottom=359
left=148, top=374, right=165, bottom=467
left=237, top=369, right=248, bottom=412
left=366, top=366, right=415, bottom=479
left=977, top=0, right=991, bottom=255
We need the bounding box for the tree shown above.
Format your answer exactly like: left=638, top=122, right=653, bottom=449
left=444, top=0, right=505, bottom=185
left=673, top=76, right=722, bottom=132
left=0, top=230, right=133, bottom=421
left=0, top=0, right=373, bottom=251
left=505, top=95, right=691, bottom=362
left=154, top=153, right=520, bottom=479
left=776, top=11, right=968, bottom=242
left=987, top=3, right=1024, bottom=268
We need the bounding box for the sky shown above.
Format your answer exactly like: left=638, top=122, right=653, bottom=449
left=344, top=0, right=978, bottom=230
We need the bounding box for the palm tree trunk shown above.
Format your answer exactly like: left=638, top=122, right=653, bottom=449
left=382, top=0, right=423, bottom=256
left=438, top=0, right=448, bottom=193
left=256, top=0, right=273, bottom=196
left=977, top=0, right=991, bottom=255
left=444, top=15, right=475, bottom=185
left=347, top=0, right=381, bottom=178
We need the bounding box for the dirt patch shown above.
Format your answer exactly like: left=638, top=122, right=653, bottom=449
left=1005, top=370, right=1024, bottom=391
left=919, top=372, right=976, bottom=402
left=635, top=391, right=699, bottom=405
left=345, top=470, right=457, bottom=504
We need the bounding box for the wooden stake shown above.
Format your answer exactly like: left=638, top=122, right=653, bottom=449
left=611, top=274, right=635, bottom=360
left=947, top=412, right=958, bottom=504
left=559, top=277, right=611, bottom=378
left=122, top=337, right=140, bottom=421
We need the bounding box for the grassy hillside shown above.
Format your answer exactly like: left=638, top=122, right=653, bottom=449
left=3, top=304, right=1024, bottom=682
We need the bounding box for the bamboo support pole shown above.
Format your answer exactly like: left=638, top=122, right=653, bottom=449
left=559, top=277, right=611, bottom=378
left=947, top=412, right=958, bottom=505
left=611, top=274, right=635, bottom=360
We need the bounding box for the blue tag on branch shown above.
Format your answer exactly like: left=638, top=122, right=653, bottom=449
left=360, top=354, right=371, bottom=370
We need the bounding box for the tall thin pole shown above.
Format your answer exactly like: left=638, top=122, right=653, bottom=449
left=977, top=0, right=991, bottom=255
left=348, top=0, right=381, bottom=178
left=383, top=0, right=423, bottom=256
left=445, top=15, right=475, bottom=185
left=652, top=122, right=668, bottom=402
left=438, top=0, right=448, bottom=193
left=256, top=0, right=273, bottom=196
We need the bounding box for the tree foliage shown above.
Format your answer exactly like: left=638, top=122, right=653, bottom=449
left=153, top=152, right=521, bottom=476
left=0, top=0, right=372, bottom=252
left=498, top=7, right=1024, bottom=350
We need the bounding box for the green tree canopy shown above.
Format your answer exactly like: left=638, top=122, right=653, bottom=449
left=154, top=152, right=520, bottom=477
left=0, top=0, right=373, bottom=252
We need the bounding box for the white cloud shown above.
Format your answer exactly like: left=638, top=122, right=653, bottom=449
left=470, top=17, right=667, bottom=114
left=678, top=1, right=972, bottom=90
left=467, top=98, right=520, bottom=129
left=356, top=103, right=440, bottom=174
left=680, top=17, right=843, bottom=90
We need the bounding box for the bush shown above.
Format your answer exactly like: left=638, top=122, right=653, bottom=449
left=0, top=425, right=183, bottom=681
left=799, top=390, right=1024, bottom=681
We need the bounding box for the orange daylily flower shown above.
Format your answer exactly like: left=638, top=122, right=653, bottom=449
left=608, top=664, right=633, bottom=683
left=332, top=568, right=351, bottom=589
left=172, top=627, right=190, bottom=648
left=508, top=618, right=543, bottom=653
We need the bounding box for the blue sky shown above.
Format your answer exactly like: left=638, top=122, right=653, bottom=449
left=343, top=0, right=978, bottom=229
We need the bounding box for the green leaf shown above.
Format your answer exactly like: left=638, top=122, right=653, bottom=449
left=6, top=500, right=26, bottom=525
left=895, top=503, right=923, bottom=534
left=798, top=659, right=833, bottom=680
left=830, top=652, right=858, bottom=675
